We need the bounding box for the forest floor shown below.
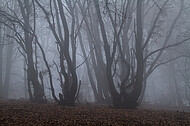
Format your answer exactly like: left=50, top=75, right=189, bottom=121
left=0, top=100, right=190, bottom=126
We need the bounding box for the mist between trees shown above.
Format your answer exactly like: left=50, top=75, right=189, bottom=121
left=0, top=0, right=190, bottom=109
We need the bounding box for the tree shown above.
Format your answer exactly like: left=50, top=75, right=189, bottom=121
left=35, top=0, right=80, bottom=105
left=93, top=0, right=134, bottom=108
left=92, top=0, right=187, bottom=108
left=0, top=0, right=47, bottom=102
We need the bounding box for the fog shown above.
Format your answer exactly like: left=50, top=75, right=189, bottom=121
left=0, top=0, right=190, bottom=109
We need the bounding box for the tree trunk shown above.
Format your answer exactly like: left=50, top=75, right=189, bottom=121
left=24, top=59, right=28, bottom=99
left=3, top=30, right=14, bottom=98
left=0, top=24, right=3, bottom=98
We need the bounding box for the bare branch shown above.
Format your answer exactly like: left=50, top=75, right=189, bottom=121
left=144, top=37, right=190, bottom=61
left=75, top=46, right=95, bottom=69
left=146, top=55, right=186, bottom=78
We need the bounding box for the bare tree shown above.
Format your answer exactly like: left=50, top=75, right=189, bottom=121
left=35, top=0, right=80, bottom=105
left=91, top=0, right=187, bottom=108
left=0, top=0, right=47, bottom=102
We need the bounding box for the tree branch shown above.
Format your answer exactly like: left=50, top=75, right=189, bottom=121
left=144, top=37, right=190, bottom=61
